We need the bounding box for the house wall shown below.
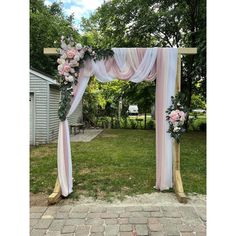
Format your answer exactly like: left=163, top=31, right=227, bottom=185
left=30, top=73, right=49, bottom=145
left=49, top=86, right=60, bottom=141
left=30, top=71, right=83, bottom=145
left=49, top=86, right=83, bottom=141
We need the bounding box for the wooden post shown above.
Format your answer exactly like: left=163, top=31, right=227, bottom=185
left=48, top=177, right=61, bottom=205
left=172, top=49, right=197, bottom=203
left=44, top=47, right=197, bottom=204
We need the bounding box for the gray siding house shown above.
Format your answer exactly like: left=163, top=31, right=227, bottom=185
left=30, top=69, right=83, bottom=145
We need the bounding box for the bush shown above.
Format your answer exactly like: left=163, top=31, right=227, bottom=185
left=146, top=120, right=155, bottom=130
left=129, top=119, right=138, bottom=129
left=188, top=116, right=206, bottom=131
left=199, top=123, right=206, bottom=132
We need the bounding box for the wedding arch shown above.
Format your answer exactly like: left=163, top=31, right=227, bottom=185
left=44, top=43, right=197, bottom=204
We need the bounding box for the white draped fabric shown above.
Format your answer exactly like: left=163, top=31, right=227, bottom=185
left=57, top=47, right=178, bottom=196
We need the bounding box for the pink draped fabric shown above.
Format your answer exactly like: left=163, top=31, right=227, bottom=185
left=57, top=47, right=178, bottom=196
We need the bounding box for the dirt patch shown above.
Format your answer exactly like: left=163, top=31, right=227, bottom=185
left=30, top=192, right=48, bottom=206
left=79, top=168, right=91, bottom=175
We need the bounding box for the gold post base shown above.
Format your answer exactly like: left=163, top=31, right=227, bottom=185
left=48, top=178, right=62, bottom=205
left=174, top=170, right=187, bottom=203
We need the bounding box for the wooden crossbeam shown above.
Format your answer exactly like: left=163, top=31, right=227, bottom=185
left=44, top=47, right=197, bottom=55
left=44, top=46, right=197, bottom=204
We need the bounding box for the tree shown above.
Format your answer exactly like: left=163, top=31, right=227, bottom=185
left=81, top=0, right=206, bottom=116
left=121, top=81, right=156, bottom=129
left=30, top=0, right=80, bottom=75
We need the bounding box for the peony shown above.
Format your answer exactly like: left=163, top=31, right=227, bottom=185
left=63, top=64, right=71, bottom=73
left=66, top=49, right=77, bottom=59
left=169, top=110, right=180, bottom=123
left=58, top=63, right=71, bottom=75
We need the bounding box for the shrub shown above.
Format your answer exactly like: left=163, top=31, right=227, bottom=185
left=146, top=120, right=155, bottom=130
left=199, top=123, right=206, bottom=132
left=130, top=119, right=138, bottom=129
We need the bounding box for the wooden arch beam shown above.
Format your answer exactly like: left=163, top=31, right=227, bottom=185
left=44, top=47, right=197, bottom=204
left=44, top=47, right=197, bottom=56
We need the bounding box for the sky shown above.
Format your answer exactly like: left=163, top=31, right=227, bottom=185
left=44, top=0, right=104, bottom=29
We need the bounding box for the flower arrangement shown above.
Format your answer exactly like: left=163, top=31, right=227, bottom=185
left=166, top=92, right=188, bottom=143
left=56, top=36, right=114, bottom=121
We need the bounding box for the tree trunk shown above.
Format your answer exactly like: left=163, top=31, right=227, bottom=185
left=144, top=111, right=147, bottom=129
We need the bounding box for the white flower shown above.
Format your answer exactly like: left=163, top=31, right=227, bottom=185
left=57, top=64, right=63, bottom=71
left=70, top=68, right=75, bottom=73
left=57, top=58, right=65, bottom=64
left=74, top=54, right=81, bottom=61
left=69, top=60, right=78, bottom=67
left=67, top=76, right=74, bottom=82
left=180, top=115, right=185, bottom=123
left=61, top=41, right=67, bottom=50
left=61, top=53, right=67, bottom=59
left=74, top=51, right=84, bottom=61
left=173, top=122, right=179, bottom=128
left=173, top=127, right=181, bottom=132
left=76, top=43, right=82, bottom=50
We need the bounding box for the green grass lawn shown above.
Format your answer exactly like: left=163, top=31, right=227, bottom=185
left=30, top=129, right=206, bottom=201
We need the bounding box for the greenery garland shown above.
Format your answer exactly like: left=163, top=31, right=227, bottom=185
left=166, top=92, right=188, bottom=143
left=56, top=36, right=114, bottom=121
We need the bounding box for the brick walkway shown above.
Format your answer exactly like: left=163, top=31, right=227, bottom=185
left=30, top=193, right=206, bottom=236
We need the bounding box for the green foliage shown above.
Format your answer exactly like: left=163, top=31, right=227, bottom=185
left=56, top=36, right=114, bottom=121
left=81, top=0, right=206, bottom=109
left=189, top=115, right=206, bottom=131
left=190, top=94, right=206, bottom=110
left=58, top=85, right=73, bottom=121
left=166, top=92, right=189, bottom=143
left=30, top=0, right=80, bottom=75
left=146, top=120, right=155, bottom=130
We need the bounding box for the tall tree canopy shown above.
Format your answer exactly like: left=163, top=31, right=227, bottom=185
left=81, top=0, right=206, bottom=106
left=30, top=0, right=80, bottom=75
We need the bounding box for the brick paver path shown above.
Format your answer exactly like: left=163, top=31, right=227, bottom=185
left=30, top=193, right=206, bottom=236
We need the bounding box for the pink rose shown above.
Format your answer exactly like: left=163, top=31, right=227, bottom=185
left=58, top=63, right=71, bottom=75
left=66, top=49, right=77, bottom=59
left=63, top=64, right=71, bottom=73
left=169, top=110, right=180, bottom=123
